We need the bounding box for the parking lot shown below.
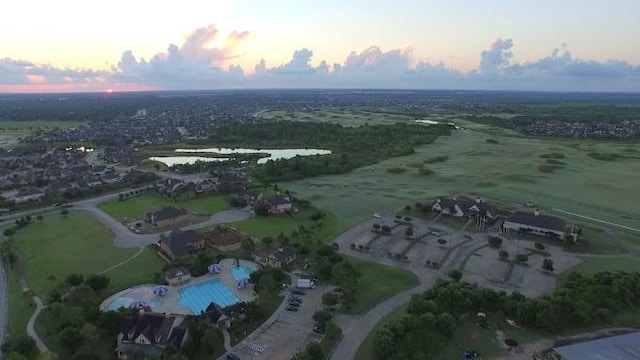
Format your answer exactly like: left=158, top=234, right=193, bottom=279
left=232, top=285, right=327, bottom=360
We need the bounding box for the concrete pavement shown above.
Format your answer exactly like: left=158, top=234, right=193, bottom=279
left=26, top=297, right=48, bottom=353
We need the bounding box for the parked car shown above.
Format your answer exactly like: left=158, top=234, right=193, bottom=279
left=313, top=326, right=326, bottom=334
left=292, top=290, right=306, bottom=296
left=226, top=353, right=240, bottom=360
left=285, top=306, right=299, bottom=312
left=373, top=213, right=382, bottom=218
left=288, top=301, right=300, bottom=307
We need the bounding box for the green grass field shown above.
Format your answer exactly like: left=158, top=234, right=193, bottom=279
left=344, top=256, right=419, bottom=314
left=433, top=312, right=541, bottom=360
left=233, top=210, right=344, bottom=243
left=99, top=193, right=231, bottom=221
left=559, top=258, right=640, bottom=287
left=0, top=120, right=85, bottom=136
left=6, top=268, right=33, bottom=336
left=103, top=247, right=166, bottom=295
left=282, top=118, right=640, bottom=233
left=258, top=109, right=414, bottom=127
left=355, top=304, right=408, bottom=360
left=12, top=212, right=140, bottom=296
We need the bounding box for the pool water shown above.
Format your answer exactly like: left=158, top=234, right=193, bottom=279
left=108, top=297, right=135, bottom=310
left=230, top=266, right=253, bottom=281
left=178, top=279, right=240, bottom=314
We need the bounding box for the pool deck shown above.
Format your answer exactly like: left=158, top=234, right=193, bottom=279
left=100, top=258, right=259, bottom=315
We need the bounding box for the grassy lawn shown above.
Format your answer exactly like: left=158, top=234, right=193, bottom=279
left=0, top=120, right=85, bottom=136
left=233, top=209, right=345, bottom=243
left=558, top=258, right=640, bottom=287
left=12, top=211, right=139, bottom=296
left=571, top=224, right=625, bottom=254
left=343, top=256, right=419, bottom=314
left=103, top=247, right=166, bottom=297
left=434, top=312, right=541, bottom=360
left=355, top=304, right=407, bottom=360
left=99, top=193, right=231, bottom=221
left=6, top=268, right=33, bottom=336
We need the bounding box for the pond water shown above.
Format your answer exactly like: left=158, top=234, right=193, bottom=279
left=150, top=147, right=331, bottom=166
left=414, top=119, right=460, bottom=129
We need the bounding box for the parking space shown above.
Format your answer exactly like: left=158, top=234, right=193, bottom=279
left=232, top=285, right=328, bottom=360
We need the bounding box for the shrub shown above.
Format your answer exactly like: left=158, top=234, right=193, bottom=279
left=515, top=254, right=528, bottom=263
left=418, top=167, right=434, bottom=176
left=350, top=244, right=356, bottom=250
left=373, top=223, right=381, bottom=230
left=499, top=250, right=509, bottom=260
left=543, top=258, right=554, bottom=272
left=486, top=139, right=499, bottom=144
left=534, top=242, right=546, bottom=250
left=381, top=225, right=391, bottom=233
left=488, top=236, right=503, bottom=248
left=537, top=164, right=562, bottom=173
left=437, top=239, right=447, bottom=245
left=424, top=155, right=449, bottom=164
left=387, top=167, right=407, bottom=174
left=448, top=269, right=462, bottom=281
left=415, top=202, right=423, bottom=208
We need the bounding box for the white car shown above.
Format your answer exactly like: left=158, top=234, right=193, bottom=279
left=373, top=213, right=382, bottom=218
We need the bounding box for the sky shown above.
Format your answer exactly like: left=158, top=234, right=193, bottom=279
left=1, top=0, right=640, bottom=93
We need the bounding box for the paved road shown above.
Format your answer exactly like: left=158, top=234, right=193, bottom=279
left=26, top=297, right=48, bottom=353
left=329, top=214, right=487, bottom=360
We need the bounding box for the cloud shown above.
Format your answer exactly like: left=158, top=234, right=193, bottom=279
left=2, top=28, right=640, bottom=92
left=480, top=38, right=514, bottom=74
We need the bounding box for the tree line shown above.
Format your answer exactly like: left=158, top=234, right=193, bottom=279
left=373, top=270, right=640, bottom=360
left=207, top=121, right=452, bottom=182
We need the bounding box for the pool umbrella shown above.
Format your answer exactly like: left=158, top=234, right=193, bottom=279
left=129, top=301, right=146, bottom=309
left=236, top=278, right=249, bottom=289
left=208, top=264, right=222, bottom=274
left=153, top=285, right=168, bottom=296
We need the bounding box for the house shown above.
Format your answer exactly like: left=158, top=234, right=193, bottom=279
left=202, top=226, right=245, bottom=252
left=157, top=178, right=185, bottom=193
left=432, top=196, right=498, bottom=222
left=102, top=172, right=122, bottom=184
left=115, top=312, right=189, bottom=359
left=145, top=207, right=191, bottom=227
left=203, top=302, right=231, bottom=329
left=263, top=246, right=296, bottom=268
left=266, top=195, right=292, bottom=215
left=85, top=177, right=103, bottom=187
left=236, top=189, right=263, bottom=205
left=164, top=266, right=192, bottom=286
left=194, top=179, right=216, bottom=193
left=158, top=228, right=205, bottom=260
left=502, top=210, right=568, bottom=238
left=13, top=187, right=45, bottom=203
left=552, top=331, right=640, bottom=360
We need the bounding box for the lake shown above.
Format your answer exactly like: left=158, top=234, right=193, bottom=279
left=149, top=147, right=331, bottom=166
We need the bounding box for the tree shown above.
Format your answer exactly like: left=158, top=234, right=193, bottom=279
left=305, top=342, right=324, bottom=360
left=405, top=227, right=414, bottom=238
left=499, top=250, right=509, bottom=260
left=118, top=194, right=124, bottom=201
left=71, top=348, right=101, bottom=360
left=447, top=269, right=462, bottom=282
left=201, top=328, right=221, bottom=353
left=381, top=225, right=391, bottom=234
left=36, top=215, right=43, bottom=221
left=262, top=236, right=274, bottom=246
left=322, top=292, right=340, bottom=307
left=372, top=223, right=381, bottom=230
left=65, top=273, right=84, bottom=287
left=1, top=335, right=38, bottom=359
left=60, top=208, right=69, bottom=216
left=84, top=274, right=110, bottom=292
left=488, top=236, right=503, bottom=248
left=6, top=353, right=29, bottom=360
left=254, top=203, right=270, bottom=216
left=543, top=258, right=554, bottom=272
left=312, top=310, right=333, bottom=326
left=240, top=237, right=255, bottom=257
left=535, top=242, right=546, bottom=250
left=59, top=326, right=84, bottom=354
left=515, top=254, right=528, bottom=263
left=3, top=227, right=16, bottom=237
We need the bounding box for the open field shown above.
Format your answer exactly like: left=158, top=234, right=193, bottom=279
left=232, top=209, right=344, bottom=243
left=0, top=120, right=85, bottom=136
left=434, top=312, right=541, bottom=360
left=257, top=109, right=415, bottom=127
left=343, top=256, right=419, bottom=314
left=7, top=269, right=32, bottom=336
left=99, top=193, right=231, bottom=221
left=558, top=258, right=640, bottom=286
left=12, top=212, right=139, bottom=296
left=103, top=247, right=166, bottom=296
left=355, top=304, right=408, bottom=360
left=283, top=118, right=640, bottom=231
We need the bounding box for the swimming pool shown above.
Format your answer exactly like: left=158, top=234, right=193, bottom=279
left=178, top=279, right=240, bottom=314
left=108, top=297, right=162, bottom=311
left=230, top=266, right=253, bottom=281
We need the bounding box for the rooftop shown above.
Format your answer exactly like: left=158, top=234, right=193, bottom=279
left=553, top=332, right=640, bottom=360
